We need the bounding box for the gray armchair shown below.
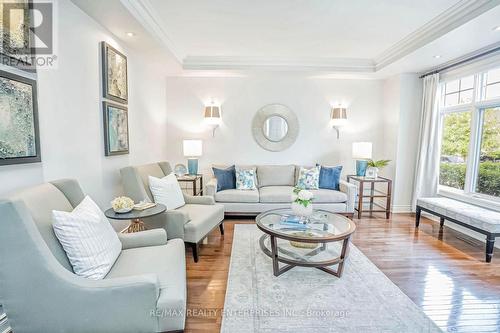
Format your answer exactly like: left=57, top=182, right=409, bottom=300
left=120, top=161, right=225, bottom=262
left=0, top=179, right=186, bottom=333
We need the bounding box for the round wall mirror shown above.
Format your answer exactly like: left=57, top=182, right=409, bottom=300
left=252, top=104, right=299, bottom=152
left=262, top=115, right=289, bottom=142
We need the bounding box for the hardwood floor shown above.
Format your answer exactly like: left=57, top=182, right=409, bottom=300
left=185, top=214, right=500, bottom=333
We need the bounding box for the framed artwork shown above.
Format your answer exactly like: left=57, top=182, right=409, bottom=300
left=103, top=101, right=129, bottom=156
left=0, top=70, right=40, bottom=165
left=0, top=0, right=35, bottom=70
left=101, top=42, right=128, bottom=103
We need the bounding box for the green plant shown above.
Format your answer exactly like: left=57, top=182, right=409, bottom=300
left=439, top=161, right=500, bottom=197
left=368, top=159, right=391, bottom=168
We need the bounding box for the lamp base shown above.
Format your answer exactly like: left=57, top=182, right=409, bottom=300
left=356, top=160, right=368, bottom=177
left=187, top=158, right=198, bottom=175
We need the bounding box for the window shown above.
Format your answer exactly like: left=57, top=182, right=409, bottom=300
left=438, top=67, right=500, bottom=201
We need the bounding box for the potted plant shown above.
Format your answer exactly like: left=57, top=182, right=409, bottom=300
left=291, top=187, right=314, bottom=218
left=366, top=159, right=391, bottom=179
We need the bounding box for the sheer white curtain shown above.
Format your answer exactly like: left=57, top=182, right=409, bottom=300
left=411, top=73, right=441, bottom=211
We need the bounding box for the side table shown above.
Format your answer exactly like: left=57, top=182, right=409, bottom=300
left=177, top=174, right=203, bottom=196
left=105, top=204, right=166, bottom=233
left=346, top=175, right=392, bottom=219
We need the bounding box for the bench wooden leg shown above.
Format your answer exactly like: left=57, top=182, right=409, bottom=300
left=486, top=235, right=495, bottom=263
left=440, top=217, right=445, bottom=227
left=415, top=206, right=421, bottom=228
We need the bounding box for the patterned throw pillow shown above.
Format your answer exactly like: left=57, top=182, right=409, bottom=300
left=296, top=166, right=320, bottom=189
left=236, top=169, right=257, bottom=190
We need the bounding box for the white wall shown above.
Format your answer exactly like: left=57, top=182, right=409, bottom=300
left=0, top=0, right=168, bottom=207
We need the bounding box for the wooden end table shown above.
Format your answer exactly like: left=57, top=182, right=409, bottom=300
left=176, top=174, right=203, bottom=196
left=104, top=204, right=166, bottom=233
left=346, top=175, right=392, bottom=219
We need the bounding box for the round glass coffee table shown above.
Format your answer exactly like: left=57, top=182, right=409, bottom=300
left=256, top=208, right=356, bottom=277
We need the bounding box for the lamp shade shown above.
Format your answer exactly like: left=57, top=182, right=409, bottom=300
left=352, top=142, right=372, bottom=159
left=183, top=139, right=202, bottom=157
left=330, top=107, right=347, bottom=127
left=204, top=105, right=221, bottom=125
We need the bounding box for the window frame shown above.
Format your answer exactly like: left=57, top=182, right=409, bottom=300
left=438, top=68, right=500, bottom=208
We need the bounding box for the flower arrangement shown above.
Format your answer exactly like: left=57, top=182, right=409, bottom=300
left=111, top=196, right=134, bottom=213
left=291, top=187, right=314, bottom=218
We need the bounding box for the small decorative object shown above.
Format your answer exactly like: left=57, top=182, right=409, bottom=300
left=183, top=139, right=202, bottom=175
left=101, top=42, right=128, bottom=103
left=330, top=105, right=347, bottom=139
left=291, top=187, right=314, bottom=219
left=103, top=102, right=129, bottom=156
left=290, top=231, right=319, bottom=249
left=352, top=142, right=372, bottom=176
left=366, top=159, right=391, bottom=179
left=174, top=163, right=188, bottom=176
left=0, top=70, right=41, bottom=165
left=111, top=196, right=134, bottom=213
left=204, top=102, right=222, bottom=137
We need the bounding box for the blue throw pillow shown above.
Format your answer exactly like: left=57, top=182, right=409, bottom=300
left=213, top=165, right=236, bottom=191
left=317, top=164, right=343, bottom=190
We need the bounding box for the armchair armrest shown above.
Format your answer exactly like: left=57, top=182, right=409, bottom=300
left=183, top=194, right=215, bottom=205
left=118, top=229, right=168, bottom=250
left=339, top=180, right=357, bottom=213
left=143, top=210, right=189, bottom=240
left=205, top=178, right=218, bottom=197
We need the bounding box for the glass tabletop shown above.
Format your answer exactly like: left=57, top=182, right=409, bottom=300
left=256, top=208, right=356, bottom=242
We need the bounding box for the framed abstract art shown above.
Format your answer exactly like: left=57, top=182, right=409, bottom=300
left=103, top=101, right=129, bottom=156
left=0, top=70, right=41, bottom=165
left=101, top=42, right=128, bottom=103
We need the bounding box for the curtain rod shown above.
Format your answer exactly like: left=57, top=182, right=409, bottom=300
left=419, top=46, right=500, bottom=79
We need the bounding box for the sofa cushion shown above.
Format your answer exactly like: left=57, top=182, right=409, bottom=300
left=215, top=189, right=259, bottom=203
left=296, top=166, right=320, bottom=189
left=106, top=238, right=186, bottom=332
left=259, top=186, right=294, bottom=203
left=177, top=203, right=224, bottom=243
left=310, top=189, right=348, bottom=203
left=149, top=174, right=185, bottom=210
left=235, top=168, right=257, bottom=190
left=257, top=165, right=295, bottom=187
left=318, top=165, right=343, bottom=190
left=213, top=165, right=236, bottom=191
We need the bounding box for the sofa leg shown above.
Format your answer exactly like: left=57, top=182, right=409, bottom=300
left=486, top=235, right=495, bottom=263
left=415, top=206, right=421, bottom=228
left=440, top=216, right=445, bottom=227
left=190, top=242, right=199, bottom=263
left=219, top=222, right=224, bottom=236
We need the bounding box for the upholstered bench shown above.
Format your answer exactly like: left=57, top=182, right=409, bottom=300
left=415, top=197, right=500, bottom=262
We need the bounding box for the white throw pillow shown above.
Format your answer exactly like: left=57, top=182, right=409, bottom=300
left=149, top=173, right=185, bottom=210
left=52, top=196, right=122, bottom=280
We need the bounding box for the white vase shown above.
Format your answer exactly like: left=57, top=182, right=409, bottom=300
left=291, top=202, right=313, bottom=218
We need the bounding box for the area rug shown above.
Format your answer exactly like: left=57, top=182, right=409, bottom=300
left=221, top=224, right=441, bottom=333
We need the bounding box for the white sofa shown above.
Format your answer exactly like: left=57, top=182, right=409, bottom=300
left=205, top=165, right=356, bottom=217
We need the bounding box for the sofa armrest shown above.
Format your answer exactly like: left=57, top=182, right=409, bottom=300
left=205, top=178, right=218, bottom=197
left=339, top=180, right=357, bottom=213
left=183, top=193, right=215, bottom=205
left=118, top=229, right=168, bottom=250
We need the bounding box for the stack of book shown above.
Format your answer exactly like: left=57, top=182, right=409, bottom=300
left=0, top=305, right=11, bottom=333
left=278, top=215, right=308, bottom=230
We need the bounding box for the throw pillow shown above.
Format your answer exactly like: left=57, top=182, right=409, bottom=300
left=52, top=196, right=122, bottom=280
left=296, top=166, right=320, bottom=189
left=212, top=165, right=236, bottom=191
left=149, top=173, right=185, bottom=210
left=236, top=168, right=257, bottom=190
left=317, top=164, right=343, bottom=190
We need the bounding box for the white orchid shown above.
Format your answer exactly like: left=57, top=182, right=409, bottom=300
left=298, top=190, right=313, bottom=201
left=111, top=196, right=134, bottom=211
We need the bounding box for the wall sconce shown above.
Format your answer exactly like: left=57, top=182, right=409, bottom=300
left=204, top=103, right=222, bottom=137
left=330, top=106, right=347, bottom=139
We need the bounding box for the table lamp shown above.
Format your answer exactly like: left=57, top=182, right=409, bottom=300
left=183, top=139, right=202, bottom=175
left=352, top=142, right=372, bottom=176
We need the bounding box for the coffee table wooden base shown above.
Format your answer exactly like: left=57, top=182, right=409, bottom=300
left=259, top=234, right=351, bottom=278
left=126, top=219, right=146, bottom=233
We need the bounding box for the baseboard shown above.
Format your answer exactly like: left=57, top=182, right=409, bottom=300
left=391, top=205, right=412, bottom=213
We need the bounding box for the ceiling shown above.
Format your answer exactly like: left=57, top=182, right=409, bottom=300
left=72, top=0, right=500, bottom=76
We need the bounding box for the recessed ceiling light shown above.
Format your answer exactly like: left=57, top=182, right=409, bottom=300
left=126, top=32, right=136, bottom=37
left=433, top=55, right=441, bottom=59
left=493, top=26, right=500, bottom=31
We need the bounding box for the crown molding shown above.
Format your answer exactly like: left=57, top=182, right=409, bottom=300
left=122, top=0, right=500, bottom=72
left=183, top=56, right=376, bottom=72
left=120, top=0, right=184, bottom=64
left=374, top=0, right=500, bottom=71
